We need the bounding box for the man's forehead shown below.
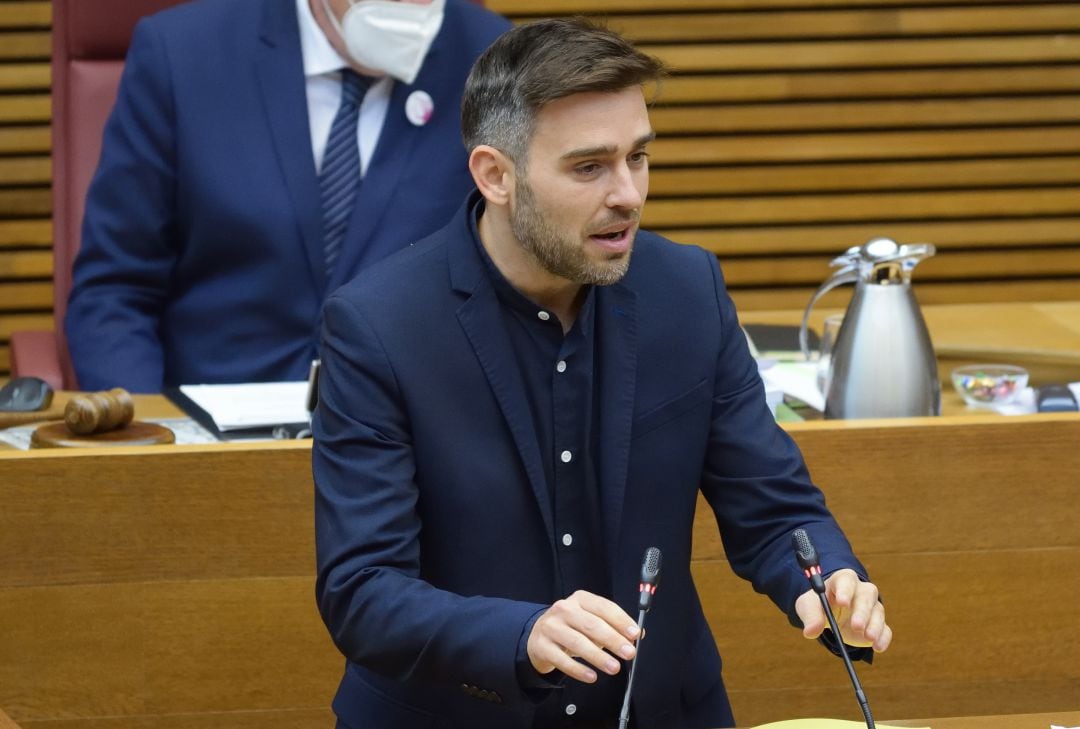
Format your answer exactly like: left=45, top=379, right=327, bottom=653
left=530, top=87, right=653, bottom=154
left=536, top=87, right=648, bottom=119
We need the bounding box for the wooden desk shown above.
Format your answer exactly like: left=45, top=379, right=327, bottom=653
left=1, top=410, right=1078, bottom=727
left=0, top=709, right=22, bottom=729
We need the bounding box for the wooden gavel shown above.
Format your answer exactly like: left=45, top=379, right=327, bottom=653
left=64, top=388, right=135, bottom=435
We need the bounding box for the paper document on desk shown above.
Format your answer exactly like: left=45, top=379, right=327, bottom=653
left=752, top=721, right=926, bottom=729
left=177, top=382, right=309, bottom=431
left=758, top=361, right=826, bottom=413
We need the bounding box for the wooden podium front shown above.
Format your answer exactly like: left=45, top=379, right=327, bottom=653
left=1, top=407, right=1078, bottom=727
left=0, top=439, right=338, bottom=729
left=699, top=413, right=1080, bottom=725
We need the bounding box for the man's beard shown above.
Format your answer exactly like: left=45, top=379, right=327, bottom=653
left=510, top=178, right=635, bottom=286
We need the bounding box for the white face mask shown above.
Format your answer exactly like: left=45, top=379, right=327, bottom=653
left=322, top=0, right=445, bottom=85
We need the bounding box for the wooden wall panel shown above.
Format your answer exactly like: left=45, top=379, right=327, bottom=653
left=0, top=126, right=49, bottom=154
left=0, top=1, right=50, bottom=376
left=650, top=128, right=1080, bottom=164
left=0, top=313, right=50, bottom=338
left=494, top=0, right=1056, bottom=11
left=648, top=37, right=1080, bottom=70
left=650, top=159, right=1080, bottom=196
left=606, top=5, right=1080, bottom=40
left=661, top=67, right=1080, bottom=102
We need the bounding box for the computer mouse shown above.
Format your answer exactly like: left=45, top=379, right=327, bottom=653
left=0, top=376, right=55, bottom=412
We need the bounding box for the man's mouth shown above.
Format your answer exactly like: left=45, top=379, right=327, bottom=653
left=588, top=222, right=635, bottom=250
left=587, top=219, right=635, bottom=253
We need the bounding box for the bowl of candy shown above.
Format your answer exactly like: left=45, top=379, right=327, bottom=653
left=951, top=365, right=1029, bottom=408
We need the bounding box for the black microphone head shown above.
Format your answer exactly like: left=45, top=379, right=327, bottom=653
left=637, top=547, right=662, bottom=612
left=641, top=547, right=662, bottom=585
left=792, top=529, right=819, bottom=571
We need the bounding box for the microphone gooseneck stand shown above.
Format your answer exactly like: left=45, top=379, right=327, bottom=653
left=617, top=607, right=648, bottom=729
left=792, top=529, right=876, bottom=729
left=617, top=547, right=661, bottom=729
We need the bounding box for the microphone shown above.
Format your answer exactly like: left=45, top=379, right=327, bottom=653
left=618, top=547, right=661, bottom=729
left=638, top=545, right=662, bottom=611
left=793, top=527, right=826, bottom=594
left=791, top=529, right=875, bottom=729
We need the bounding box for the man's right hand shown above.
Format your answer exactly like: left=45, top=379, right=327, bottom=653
left=526, top=590, right=640, bottom=684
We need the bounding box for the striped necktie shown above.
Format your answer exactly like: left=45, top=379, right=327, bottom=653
left=320, top=69, right=372, bottom=277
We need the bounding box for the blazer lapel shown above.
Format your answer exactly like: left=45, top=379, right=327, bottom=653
left=449, top=218, right=557, bottom=556
left=595, top=284, right=639, bottom=573
left=254, top=0, right=326, bottom=294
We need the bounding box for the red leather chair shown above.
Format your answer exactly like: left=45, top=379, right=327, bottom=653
left=10, top=0, right=184, bottom=390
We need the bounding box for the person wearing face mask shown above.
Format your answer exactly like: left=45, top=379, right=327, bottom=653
left=64, top=0, right=510, bottom=392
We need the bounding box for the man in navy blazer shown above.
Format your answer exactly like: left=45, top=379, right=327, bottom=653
left=65, top=0, right=509, bottom=392
left=313, top=18, right=892, bottom=729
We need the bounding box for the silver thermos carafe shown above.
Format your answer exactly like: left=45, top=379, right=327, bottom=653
left=799, top=237, right=941, bottom=419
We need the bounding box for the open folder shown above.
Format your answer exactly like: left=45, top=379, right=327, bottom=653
left=166, top=381, right=311, bottom=439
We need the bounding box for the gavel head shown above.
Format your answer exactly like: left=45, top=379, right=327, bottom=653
left=64, top=388, right=135, bottom=436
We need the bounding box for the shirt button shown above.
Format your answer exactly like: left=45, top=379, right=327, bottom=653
left=562, top=533, right=573, bottom=547
left=560, top=450, right=572, bottom=463
left=537, top=311, right=550, bottom=321
left=556, top=360, right=567, bottom=373
left=565, top=704, right=577, bottom=716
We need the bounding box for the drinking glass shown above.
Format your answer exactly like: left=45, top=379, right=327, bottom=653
left=816, top=314, right=844, bottom=397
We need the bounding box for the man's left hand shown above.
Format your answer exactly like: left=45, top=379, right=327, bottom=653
left=794, top=568, right=892, bottom=653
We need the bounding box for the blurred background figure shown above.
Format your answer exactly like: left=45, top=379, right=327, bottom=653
left=66, top=0, right=509, bottom=392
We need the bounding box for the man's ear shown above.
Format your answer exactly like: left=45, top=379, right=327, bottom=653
left=469, top=145, right=514, bottom=207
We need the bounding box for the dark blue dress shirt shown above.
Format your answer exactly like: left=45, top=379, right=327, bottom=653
left=469, top=200, right=625, bottom=728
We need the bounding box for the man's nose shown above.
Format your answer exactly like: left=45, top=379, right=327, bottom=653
left=606, top=163, right=645, bottom=210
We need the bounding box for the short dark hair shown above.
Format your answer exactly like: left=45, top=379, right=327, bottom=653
left=461, top=17, right=666, bottom=164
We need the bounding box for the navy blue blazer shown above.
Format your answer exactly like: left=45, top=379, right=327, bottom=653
left=65, top=0, right=509, bottom=392
left=312, top=197, right=867, bottom=729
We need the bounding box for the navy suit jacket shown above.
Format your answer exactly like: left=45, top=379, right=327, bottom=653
left=312, top=196, right=867, bottom=729
left=65, top=0, right=509, bottom=392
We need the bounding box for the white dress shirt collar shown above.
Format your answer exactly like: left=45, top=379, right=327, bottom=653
left=295, top=0, right=350, bottom=78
